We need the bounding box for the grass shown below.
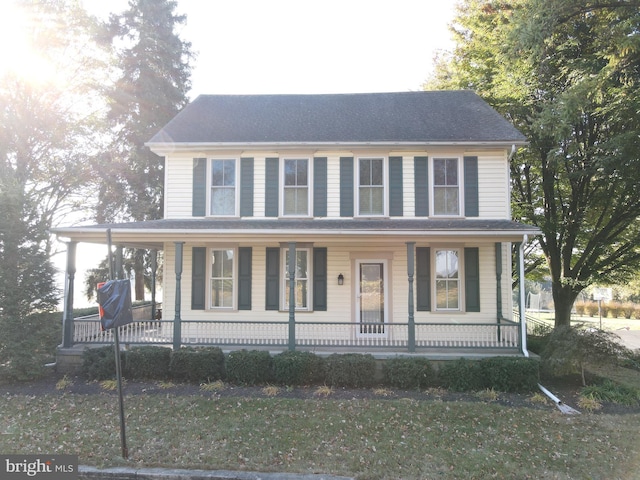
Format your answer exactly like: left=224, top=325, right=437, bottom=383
left=1, top=393, right=639, bottom=479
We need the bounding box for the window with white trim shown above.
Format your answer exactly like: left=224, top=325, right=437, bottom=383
left=282, top=247, right=311, bottom=310
left=282, top=158, right=310, bottom=216
left=433, top=158, right=460, bottom=216
left=435, top=249, right=460, bottom=310
left=358, top=157, right=385, bottom=216
left=210, top=248, right=235, bottom=309
left=210, top=159, right=237, bottom=216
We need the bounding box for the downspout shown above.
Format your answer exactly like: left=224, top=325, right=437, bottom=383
left=518, top=234, right=529, bottom=357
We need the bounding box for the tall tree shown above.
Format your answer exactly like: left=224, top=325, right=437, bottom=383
left=0, top=0, right=107, bottom=378
left=96, top=0, right=192, bottom=299
left=427, top=0, right=640, bottom=328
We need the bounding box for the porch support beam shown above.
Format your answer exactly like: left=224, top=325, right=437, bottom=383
left=151, top=249, right=158, bottom=321
left=61, top=241, right=77, bottom=348
left=173, top=242, right=185, bottom=350
left=288, top=241, right=296, bottom=351
left=518, top=236, right=529, bottom=357
left=406, top=242, right=416, bottom=352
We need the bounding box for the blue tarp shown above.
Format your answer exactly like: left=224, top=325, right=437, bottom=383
left=98, top=279, right=133, bottom=330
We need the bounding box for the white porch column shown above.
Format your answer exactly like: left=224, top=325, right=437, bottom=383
left=61, top=241, right=77, bottom=348
left=518, top=235, right=529, bottom=357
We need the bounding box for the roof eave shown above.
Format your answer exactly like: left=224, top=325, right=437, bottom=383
left=145, top=140, right=529, bottom=155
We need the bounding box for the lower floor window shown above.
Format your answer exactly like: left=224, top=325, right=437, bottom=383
left=283, top=248, right=310, bottom=310
left=435, top=249, right=459, bottom=310
left=210, top=248, right=235, bottom=308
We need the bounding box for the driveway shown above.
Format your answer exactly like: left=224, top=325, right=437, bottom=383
left=613, top=329, right=640, bottom=350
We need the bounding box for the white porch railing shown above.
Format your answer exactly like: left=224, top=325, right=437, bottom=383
left=72, top=316, right=520, bottom=351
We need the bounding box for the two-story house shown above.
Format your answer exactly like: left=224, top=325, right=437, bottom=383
left=55, top=91, right=539, bottom=368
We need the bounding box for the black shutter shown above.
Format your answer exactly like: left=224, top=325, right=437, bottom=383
left=465, top=247, right=481, bottom=312
left=265, top=247, right=280, bottom=310
left=238, top=247, right=252, bottom=310
left=464, top=156, right=479, bottom=217
left=389, top=156, right=404, bottom=216
left=240, top=158, right=254, bottom=217
left=192, top=158, right=206, bottom=217
left=265, top=157, right=279, bottom=217
left=191, top=247, right=206, bottom=310
left=416, top=247, right=431, bottom=311
left=313, top=157, right=327, bottom=217
left=340, top=157, right=354, bottom=217
left=313, top=247, right=327, bottom=311
left=414, top=156, right=429, bottom=216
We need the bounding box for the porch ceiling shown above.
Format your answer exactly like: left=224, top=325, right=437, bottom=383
left=52, top=218, right=540, bottom=247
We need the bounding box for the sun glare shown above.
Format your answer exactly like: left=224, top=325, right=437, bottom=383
left=0, top=2, right=57, bottom=85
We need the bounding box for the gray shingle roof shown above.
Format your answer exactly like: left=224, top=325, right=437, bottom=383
left=147, top=91, right=526, bottom=145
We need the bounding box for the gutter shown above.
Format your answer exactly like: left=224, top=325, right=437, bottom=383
left=538, top=384, right=581, bottom=415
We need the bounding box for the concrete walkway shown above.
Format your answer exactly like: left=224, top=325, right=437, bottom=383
left=79, top=466, right=354, bottom=480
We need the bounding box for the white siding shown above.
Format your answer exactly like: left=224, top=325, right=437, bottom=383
left=478, top=154, right=510, bottom=219
left=403, top=156, right=415, bottom=217
left=253, top=157, right=266, bottom=218
left=165, top=156, right=195, bottom=219
left=326, top=156, right=341, bottom=218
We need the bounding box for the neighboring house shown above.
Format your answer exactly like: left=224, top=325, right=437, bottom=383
left=54, top=91, right=539, bottom=367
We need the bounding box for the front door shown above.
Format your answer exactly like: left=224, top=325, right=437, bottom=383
left=356, top=260, right=387, bottom=336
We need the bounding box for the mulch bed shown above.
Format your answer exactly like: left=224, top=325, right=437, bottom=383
left=2, top=371, right=639, bottom=415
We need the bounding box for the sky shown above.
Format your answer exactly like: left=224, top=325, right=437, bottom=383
left=85, top=0, right=459, bottom=98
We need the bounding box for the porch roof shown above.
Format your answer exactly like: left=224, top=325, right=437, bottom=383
left=53, top=218, right=540, bottom=249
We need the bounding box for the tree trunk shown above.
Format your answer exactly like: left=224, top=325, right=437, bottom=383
left=134, top=250, right=145, bottom=301
left=553, top=282, right=579, bottom=329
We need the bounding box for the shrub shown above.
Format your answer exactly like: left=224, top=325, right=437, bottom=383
left=542, top=325, right=631, bottom=386
left=621, top=303, right=636, bottom=320
left=273, top=351, right=325, bottom=386
left=438, top=358, right=484, bottom=392
left=124, top=346, right=171, bottom=380
left=580, top=380, right=640, bottom=406
left=81, top=345, right=121, bottom=381
left=633, top=307, right=640, bottom=320
left=584, top=302, right=599, bottom=317
left=225, top=350, right=273, bottom=385
left=169, top=347, right=225, bottom=383
left=526, top=334, right=550, bottom=355
left=382, top=357, right=436, bottom=390
left=574, top=302, right=586, bottom=316
left=324, top=353, right=376, bottom=388
left=607, top=302, right=623, bottom=319
left=479, top=357, right=539, bottom=393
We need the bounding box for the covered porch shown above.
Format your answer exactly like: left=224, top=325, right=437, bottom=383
left=54, top=220, right=536, bottom=372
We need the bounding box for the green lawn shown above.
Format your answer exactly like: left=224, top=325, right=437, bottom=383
left=2, top=391, right=639, bottom=480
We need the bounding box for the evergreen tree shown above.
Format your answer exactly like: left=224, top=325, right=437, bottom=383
left=96, top=0, right=192, bottom=299
left=428, top=0, right=640, bottom=328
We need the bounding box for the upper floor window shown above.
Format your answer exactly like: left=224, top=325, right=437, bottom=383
left=210, top=248, right=235, bottom=309
left=358, top=157, right=385, bottom=216
left=283, top=158, right=309, bottom=216
left=435, top=248, right=459, bottom=310
left=433, top=158, right=460, bottom=216
left=210, top=159, right=237, bottom=216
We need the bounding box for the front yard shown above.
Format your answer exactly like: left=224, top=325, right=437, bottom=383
left=2, top=372, right=640, bottom=480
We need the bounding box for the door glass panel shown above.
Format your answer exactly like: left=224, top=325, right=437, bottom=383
left=360, top=263, right=385, bottom=334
